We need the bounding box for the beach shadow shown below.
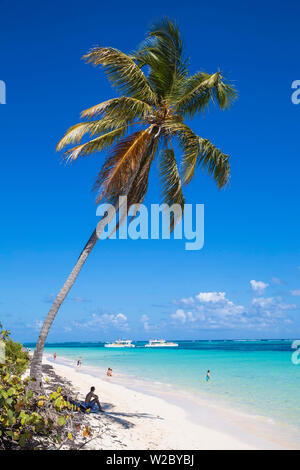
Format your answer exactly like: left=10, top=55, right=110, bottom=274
left=99, top=402, right=163, bottom=429
left=41, top=366, right=162, bottom=431
left=42, top=364, right=74, bottom=390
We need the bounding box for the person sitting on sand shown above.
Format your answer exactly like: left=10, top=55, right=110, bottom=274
left=85, top=386, right=103, bottom=411
left=107, top=367, right=112, bottom=377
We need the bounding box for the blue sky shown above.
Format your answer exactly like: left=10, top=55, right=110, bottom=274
left=1, top=0, right=300, bottom=342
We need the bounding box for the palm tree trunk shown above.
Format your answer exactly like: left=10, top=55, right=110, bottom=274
left=30, top=228, right=100, bottom=388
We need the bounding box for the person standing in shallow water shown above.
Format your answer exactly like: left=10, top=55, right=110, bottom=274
left=206, top=370, right=211, bottom=382
left=77, top=357, right=82, bottom=371
left=53, top=352, right=56, bottom=362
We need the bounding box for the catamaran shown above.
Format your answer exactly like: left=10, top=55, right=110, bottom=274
left=145, top=339, right=178, bottom=348
left=104, top=340, right=135, bottom=348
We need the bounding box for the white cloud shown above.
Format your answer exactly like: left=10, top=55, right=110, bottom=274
left=141, top=314, right=150, bottom=331
left=140, top=314, right=164, bottom=332
left=170, top=286, right=296, bottom=331
left=171, top=291, right=245, bottom=329
left=290, top=290, right=300, bottom=296
left=251, top=296, right=296, bottom=319
left=252, top=297, right=274, bottom=308
left=180, top=297, right=195, bottom=305
left=196, top=292, right=226, bottom=303
left=171, top=309, right=186, bottom=323
left=115, top=313, right=127, bottom=322
left=195, top=291, right=244, bottom=317
left=187, top=311, right=197, bottom=322
left=73, top=312, right=129, bottom=331
left=26, top=320, right=43, bottom=331
left=250, top=280, right=269, bottom=294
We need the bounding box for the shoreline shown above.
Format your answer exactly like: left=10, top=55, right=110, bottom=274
left=42, top=355, right=294, bottom=450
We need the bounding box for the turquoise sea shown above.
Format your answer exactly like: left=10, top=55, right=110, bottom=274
left=28, top=340, right=300, bottom=439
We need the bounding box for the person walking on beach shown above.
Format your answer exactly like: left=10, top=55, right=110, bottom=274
left=206, top=370, right=211, bottom=382
left=85, top=386, right=104, bottom=412
left=53, top=352, right=57, bottom=362
left=77, top=357, right=82, bottom=370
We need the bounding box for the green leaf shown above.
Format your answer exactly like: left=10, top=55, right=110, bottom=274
left=83, top=47, right=157, bottom=104
left=57, top=416, right=66, bottom=426
left=19, top=434, right=27, bottom=447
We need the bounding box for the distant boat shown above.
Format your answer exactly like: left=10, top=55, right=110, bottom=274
left=104, top=340, right=135, bottom=348
left=145, top=339, right=178, bottom=348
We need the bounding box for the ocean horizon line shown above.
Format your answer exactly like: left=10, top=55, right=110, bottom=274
left=24, top=338, right=296, bottom=347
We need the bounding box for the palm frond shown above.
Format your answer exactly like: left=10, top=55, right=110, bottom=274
left=163, top=121, right=230, bottom=189
left=166, top=122, right=202, bottom=183
left=215, top=80, right=237, bottom=109
left=83, top=47, right=157, bottom=104
left=57, top=117, right=129, bottom=152
left=111, top=137, right=159, bottom=234
left=57, top=122, right=97, bottom=151
left=173, top=72, right=236, bottom=117
left=126, top=138, right=158, bottom=208
left=93, top=128, right=153, bottom=204
left=162, top=120, right=198, bottom=185
left=195, top=137, right=230, bottom=188
left=182, top=136, right=230, bottom=188
left=133, top=18, right=188, bottom=100
left=159, top=144, right=185, bottom=231
left=149, top=18, right=184, bottom=56
left=61, top=127, right=127, bottom=162
left=81, top=97, right=153, bottom=120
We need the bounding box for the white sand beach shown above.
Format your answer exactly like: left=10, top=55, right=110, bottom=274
left=42, top=356, right=289, bottom=450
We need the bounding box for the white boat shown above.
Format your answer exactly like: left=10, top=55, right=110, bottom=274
left=145, top=339, right=178, bottom=348
left=104, top=340, right=135, bottom=348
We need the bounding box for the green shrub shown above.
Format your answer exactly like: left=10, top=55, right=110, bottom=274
left=5, top=339, right=29, bottom=375
left=0, top=323, right=82, bottom=450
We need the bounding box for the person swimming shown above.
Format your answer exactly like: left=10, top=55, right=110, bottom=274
left=107, top=368, right=112, bottom=377
left=206, top=370, right=211, bottom=382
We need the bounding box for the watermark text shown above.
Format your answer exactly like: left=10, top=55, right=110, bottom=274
left=291, top=340, right=300, bottom=365
left=0, top=80, right=6, bottom=104
left=96, top=197, right=204, bottom=251
left=291, top=80, right=300, bottom=104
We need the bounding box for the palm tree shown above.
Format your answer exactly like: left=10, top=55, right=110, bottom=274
left=30, top=19, right=236, bottom=386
